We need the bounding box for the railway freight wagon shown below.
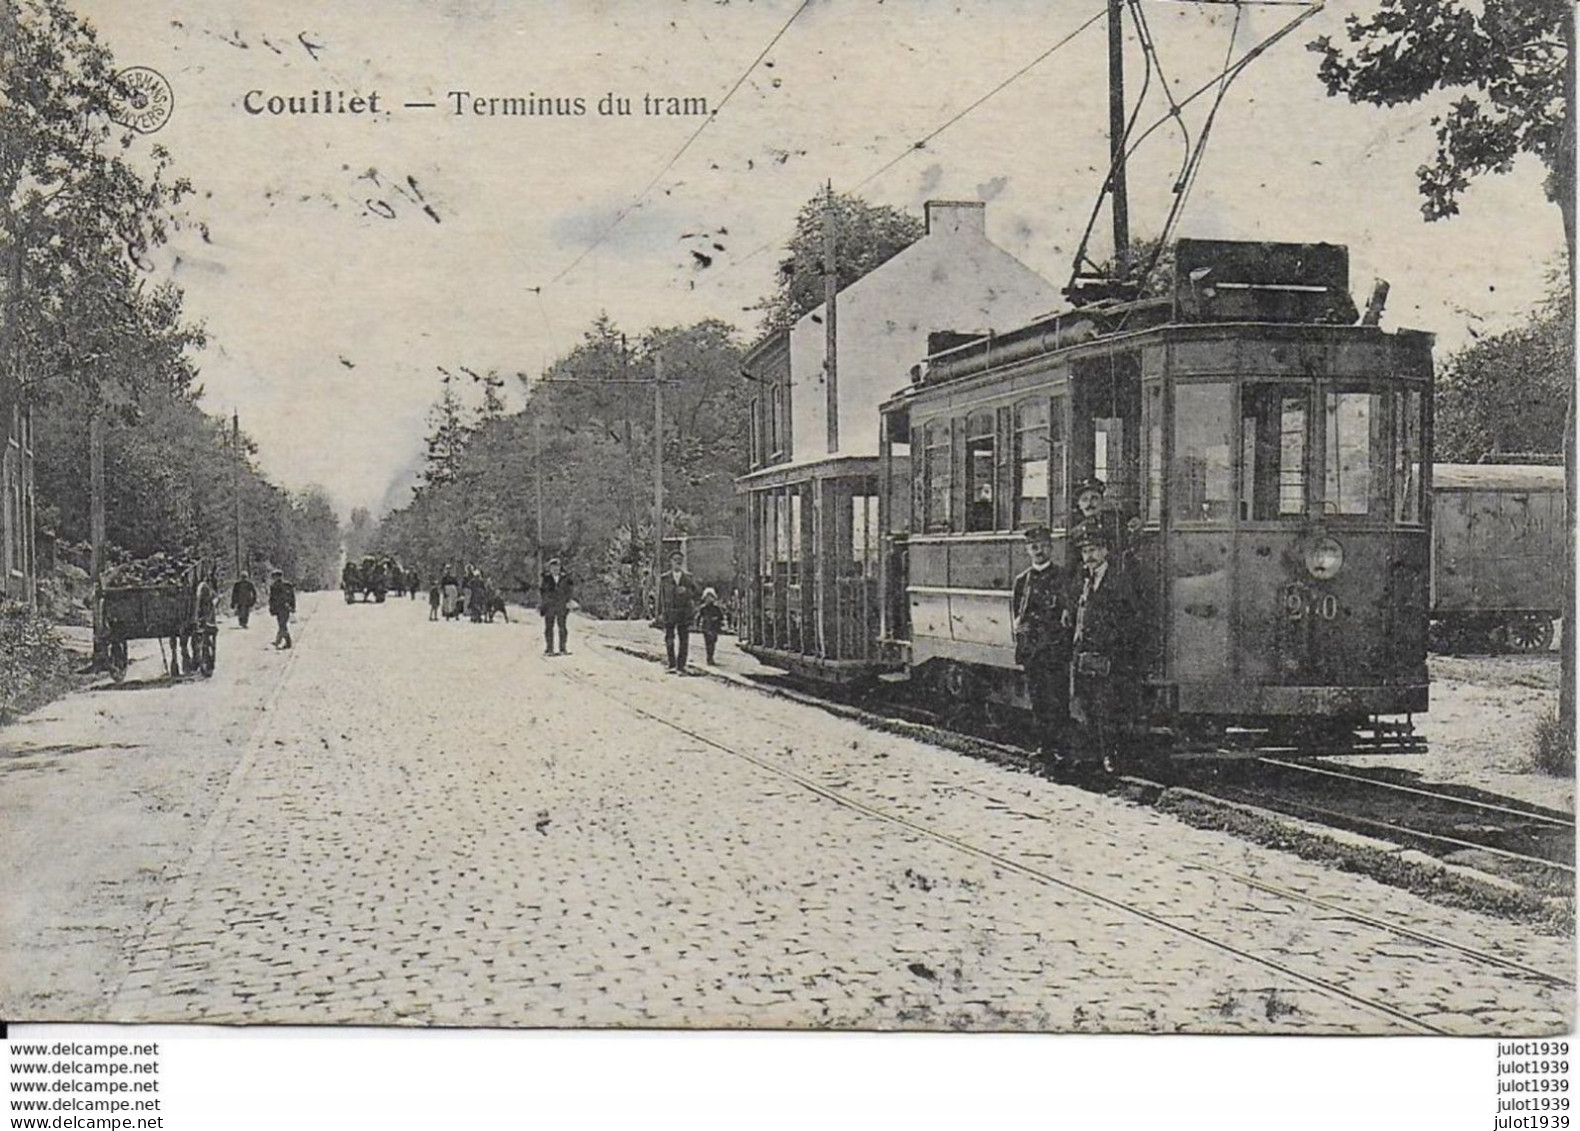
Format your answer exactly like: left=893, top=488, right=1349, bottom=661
left=876, top=239, right=1433, bottom=755
left=1430, top=463, right=1564, bottom=652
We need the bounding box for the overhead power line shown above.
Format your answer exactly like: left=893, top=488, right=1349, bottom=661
left=544, top=0, right=815, bottom=289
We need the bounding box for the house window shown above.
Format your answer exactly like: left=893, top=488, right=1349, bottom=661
left=964, top=411, right=996, bottom=532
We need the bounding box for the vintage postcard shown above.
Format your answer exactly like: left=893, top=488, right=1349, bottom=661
left=0, top=0, right=1574, bottom=1120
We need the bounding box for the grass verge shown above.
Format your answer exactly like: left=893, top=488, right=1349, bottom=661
left=0, top=602, right=78, bottom=725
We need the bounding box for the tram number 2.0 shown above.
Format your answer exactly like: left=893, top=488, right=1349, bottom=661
left=1283, top=584, right=1338, bottom=622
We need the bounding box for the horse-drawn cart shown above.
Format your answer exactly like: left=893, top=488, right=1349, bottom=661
left=97, top=568, right=213, bottom=682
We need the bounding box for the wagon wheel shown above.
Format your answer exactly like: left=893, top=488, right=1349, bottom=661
left=1504, top=613, right=1555, bottom=653
left=108, top=640, right=129, bottom=683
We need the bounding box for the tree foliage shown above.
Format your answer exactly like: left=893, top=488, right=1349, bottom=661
left=371, top=317, right=748, bottom=615
left=1, top=0, right=201, bottom=407
left=1434, top=280, right=1572, bottom=462
left=754, top=191, right=924, bottom=335
left=1310, top=0, right=1573, bottom=243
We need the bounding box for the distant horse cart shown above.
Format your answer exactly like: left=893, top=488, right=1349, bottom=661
left=96, top=565, right=213, bottom=682
left=1431, top=463, right=1564, bottom=653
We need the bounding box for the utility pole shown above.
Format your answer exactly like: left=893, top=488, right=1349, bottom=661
left=89, top=408, right=105, bottom=584
left=534, top=412, right=545, bottom=581
left=823, top=181, right=839, bottom=454
left=653, top=353, right=664, bottom=585
left=232, top=410, right=242, bottom=578
left=1107, top=0, right=1130, bottom=264
left=89, top=406, right=105, bottom=665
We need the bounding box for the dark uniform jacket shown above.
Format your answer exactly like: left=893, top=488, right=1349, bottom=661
left=1071, top=563, right=1140, bottom=672
left=695, top=602, right=725, bottom=636
left=539, top=570, right=573, bottom=614
left=268, top=578, right=296, bottom=617
left=659, top=570, right=701, bottom=628
left=230, top=578, right=257, bottom=610
left=1011, top=562, right=1070, bottom=666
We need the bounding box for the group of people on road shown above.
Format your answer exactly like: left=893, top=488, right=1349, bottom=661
left=429, top=565, right=508, bottom=624
left=1011, top=477, right=1142, bottom=769
left=657, top=550, right=725, bottom=673
left=225, top=568, right=296, bottom=649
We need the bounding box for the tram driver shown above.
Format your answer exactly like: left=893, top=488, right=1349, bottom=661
left=1011, top=525, right=1072, bottom=763
left=1070, top=526, right=1141, bottom=770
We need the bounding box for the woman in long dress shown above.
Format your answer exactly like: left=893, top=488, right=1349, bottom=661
left=440, top=565, right=460, bottom=619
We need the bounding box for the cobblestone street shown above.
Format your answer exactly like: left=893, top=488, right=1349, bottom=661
left=1, top=595, right=1572, bottom=1032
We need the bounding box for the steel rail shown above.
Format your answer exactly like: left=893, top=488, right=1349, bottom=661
left=577, top=674, right=1453, bottom=1036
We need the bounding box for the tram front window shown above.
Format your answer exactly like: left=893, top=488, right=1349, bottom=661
left=1173, top=383, right=1233, bottom=522
left=1240, top=384, right=1309, bottom=520
left=1324, top=391, right=1387, bottom=516
left=1394, top=387, right=1425, bottom=525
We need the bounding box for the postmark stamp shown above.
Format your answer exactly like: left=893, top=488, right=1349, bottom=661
left=110, top=65, right=174, bottom=134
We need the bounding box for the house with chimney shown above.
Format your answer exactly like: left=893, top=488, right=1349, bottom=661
left=735, top=198, right=1061, bottom=675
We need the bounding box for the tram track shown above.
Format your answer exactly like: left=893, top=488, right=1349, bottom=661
left=572, top=650, right=1571, bottom=1033
left=745, top=669, right=1576, bottom=880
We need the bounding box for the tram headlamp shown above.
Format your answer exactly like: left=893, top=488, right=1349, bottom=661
left=1304, top=536, right=1344, bottom=581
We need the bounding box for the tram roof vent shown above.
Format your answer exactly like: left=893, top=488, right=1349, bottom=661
left=1174, top=239, right=1359, bottom=325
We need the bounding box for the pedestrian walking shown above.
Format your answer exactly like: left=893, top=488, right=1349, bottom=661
left=230, top=571, right=257, bottom=629
left=658, top=551, right=701, bottom=674
left=1069, top=528, right=1141, bottom=771
left=268, top=569, right=296, bottom=650
left=539, top=558, right=573, bottom=655
left=408, top=571, right=421, bottom=601
left=467, top=569, right=488, bottom=624
left=428, top=581, right=441, bottom=621
left=1011, top=525, right=1072, bottom=762
left=192, top=570, right=219, bottom=675
left=440, top=566, right=460, bottom=620
left=696, top=587, right=725, bottom=666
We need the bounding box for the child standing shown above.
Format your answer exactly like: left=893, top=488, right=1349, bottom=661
left=428, top=582, right=441, bottom=621
left=696, top=587, right=725, bottom=666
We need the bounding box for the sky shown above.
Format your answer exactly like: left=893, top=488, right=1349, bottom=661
left=68, top=0, right=1566, bottom=517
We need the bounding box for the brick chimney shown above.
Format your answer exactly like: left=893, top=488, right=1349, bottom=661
left=924, top=200, right=986, bottom=238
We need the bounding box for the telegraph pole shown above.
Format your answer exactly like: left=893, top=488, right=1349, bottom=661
left=534, top=412, right=545, bottom=581
left=653, top=353, right=664, bottom=581
left=232, top=410, right=242, bottom=578
left=823, top=181, right=839, bottom=454
left=1107, top=0, right=1130, bottom=263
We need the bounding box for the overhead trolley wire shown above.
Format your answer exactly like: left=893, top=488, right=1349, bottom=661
left=850, top=5, right=1108, bottom=193
left=543, top=0, right=815, bottom=289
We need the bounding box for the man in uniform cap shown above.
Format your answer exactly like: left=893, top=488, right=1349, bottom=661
left=1010, top=524, right=1072, bottom=761
left=1070, top=524, right=1141, bottom=771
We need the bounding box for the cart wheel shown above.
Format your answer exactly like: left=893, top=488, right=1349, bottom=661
left=1505, top=613, right=1555, bottom=653
left=108, top=641, right=128, bottom=683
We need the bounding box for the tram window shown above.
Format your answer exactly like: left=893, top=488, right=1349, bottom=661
left=1394, top=388, right=1425, bottom=525
left=1144, top=385, right=1163, bottom=524
left=964, top=411, right=996, bottom=532
left=851, top=494, right=880, bottom=578
left=1013, top=399, right=1049, bottom=527
left=1240, top=385, right=1309, bottom=520
left=788, top=491, right=803, bottom=584
left=924, top=420, right=952, bottom=533
left=1324, top=391, right=1387, bottom=516
left=1172, top=384, right=1233, bottom=522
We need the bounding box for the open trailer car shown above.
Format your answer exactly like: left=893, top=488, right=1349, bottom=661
left=96, top=565, right=212, bottom=682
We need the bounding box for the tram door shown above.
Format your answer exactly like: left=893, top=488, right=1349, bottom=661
left=1072, top=353, right=1142, bottom=518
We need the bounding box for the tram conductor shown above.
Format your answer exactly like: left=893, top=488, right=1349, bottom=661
left=1011, top=525, right=1072, bottom=760
left=1070, top=526, right=1141, bottom=769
